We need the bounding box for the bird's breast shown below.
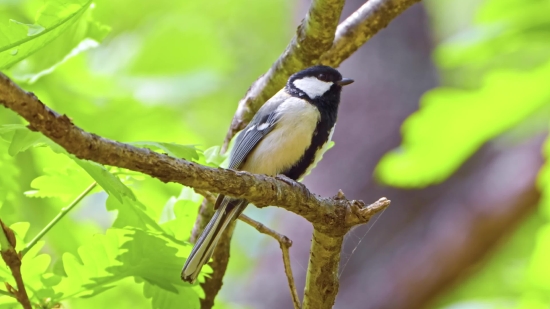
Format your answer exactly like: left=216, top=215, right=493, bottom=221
left=240, top=98, right=320, bottom=176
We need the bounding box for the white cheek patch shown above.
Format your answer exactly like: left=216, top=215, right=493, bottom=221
left=292, top=76, right=333, bottom=99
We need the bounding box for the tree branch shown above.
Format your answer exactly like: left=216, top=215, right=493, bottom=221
left=223, top=0, right=421, bottom=147
left=303, top=197, right=389, bottom=308
left=0, top=219, right=32, bottom=309
left=320, top=0, right=422, bottom=66
left=239, top=214, right=301, bottom=309
left=0, top=73, right=386, bottom=231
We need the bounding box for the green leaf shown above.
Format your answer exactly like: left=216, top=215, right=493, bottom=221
left=434, top=0, right=550, bottom=72
left=129, top=141, right=200, bottom=161
left=9, top=3, right=111, bottom=83
left=202, top=145, right=228, bottom=167
left=106, top=195, right=161, bottom=231
left=0, top=124, right=48, bottom=156
left=0, top=0, right=95, bottom=69
left=161, top=187, right=203, bottom=240
left=74, top=159, right=135, bottom=202
left=0, top=222, right=60, bottom=304
left=376, top=59, right=550, bottom=188
left=143, top=281, right=200, bottom=309
left=25, top=166, right=94, bottom=201
left=55, top=228, right=201, bottom=304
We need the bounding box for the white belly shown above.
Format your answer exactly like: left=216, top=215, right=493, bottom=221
left=241, top=97, right=320, bottom=176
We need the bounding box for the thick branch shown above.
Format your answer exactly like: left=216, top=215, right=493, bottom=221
left=223, top=0, right=346, bottom=147
left=320, top=0, right=422, bottom=66
left=0, top=73, right=387, bottom=231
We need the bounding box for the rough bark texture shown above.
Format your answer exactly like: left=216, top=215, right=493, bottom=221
left=302, top=229, right=344, bottom=309
left=320, top=0, right=423, bottom=66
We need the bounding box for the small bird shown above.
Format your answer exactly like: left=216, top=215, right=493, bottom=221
left=181, top=65, right=353, bottom=283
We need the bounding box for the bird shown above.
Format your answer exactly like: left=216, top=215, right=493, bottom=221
left=181, top=65, right=353, bottom=283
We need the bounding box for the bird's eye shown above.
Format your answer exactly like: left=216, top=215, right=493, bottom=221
left=318, top=73, right=325, bottom=80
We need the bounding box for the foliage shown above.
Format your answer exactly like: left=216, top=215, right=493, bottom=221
left=0, top=0, right=289, bottom=308
left=376, top=0, right=550, bottom=188
left=378, top=0, right=550, bottom=308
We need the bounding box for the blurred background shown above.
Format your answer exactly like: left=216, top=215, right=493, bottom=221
left=1, top=0, right=550, bottom=308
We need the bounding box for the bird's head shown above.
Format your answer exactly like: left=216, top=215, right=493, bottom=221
left=286, top=65, right=354, bottom=102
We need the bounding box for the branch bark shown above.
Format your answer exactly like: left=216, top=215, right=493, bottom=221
left=320, top=0, right=422, bottom=67
left=0, top=219, right=32, bottom=309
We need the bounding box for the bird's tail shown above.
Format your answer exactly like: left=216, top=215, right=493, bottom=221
left=181, top=196, right=246, bottom=283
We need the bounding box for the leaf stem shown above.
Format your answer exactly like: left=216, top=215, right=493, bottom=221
left=22, top=182, right=97, bottom=256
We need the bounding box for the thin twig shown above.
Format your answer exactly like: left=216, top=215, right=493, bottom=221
left=239, top=214, right=301, bottom=309
left=22, top=182, right=97, bottom=256
left=0, top=219, right=32, bottom=309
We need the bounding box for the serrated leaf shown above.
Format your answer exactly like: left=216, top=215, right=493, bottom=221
left=0, top=222, right=59, bottom=303
left=129, top=141, right=199, bottom=161
left=0, top=124, right=48, bottom=156
left=161, top=187, right=203, bottom=239
left=106, top=195, right=161, bottom=231
left=55, top=228, right=201, bottom=303
left=9, top=4, right=112, bottom=83
left=0, top=0, right=95, bottom=69
left=143, top=281, right=200, bottom=309
left=202, top=145, right=227, bottom=167
left=25, top=166, right=94, bottom=201
left=75, top=159, right=135, bottom=202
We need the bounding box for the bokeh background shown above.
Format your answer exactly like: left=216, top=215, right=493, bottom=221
left=1, top=0, right=550, bottom=308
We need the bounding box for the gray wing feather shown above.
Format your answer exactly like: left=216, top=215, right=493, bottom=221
left=228, top=90, right=289, bottom=169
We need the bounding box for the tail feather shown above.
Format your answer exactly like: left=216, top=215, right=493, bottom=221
left=181, top=196, right=246, bottom=283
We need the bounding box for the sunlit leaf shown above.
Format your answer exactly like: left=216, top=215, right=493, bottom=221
left=55, top=228, right=200, bottom=306
left=0, top=0, right=95, bottom=69
left=376, top=60, right=550, bottom=188
left=25, top=166, right=94, bottom=201
left=75, top=159, right=135, bottom=202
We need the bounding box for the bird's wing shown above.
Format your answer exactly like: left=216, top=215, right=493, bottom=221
left=213, top=90, right=290, bottom=211
left=227, top=90, right=290, bottom=169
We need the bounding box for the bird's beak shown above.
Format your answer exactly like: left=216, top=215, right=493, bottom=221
left=336, top=78, right=354, bottom=86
